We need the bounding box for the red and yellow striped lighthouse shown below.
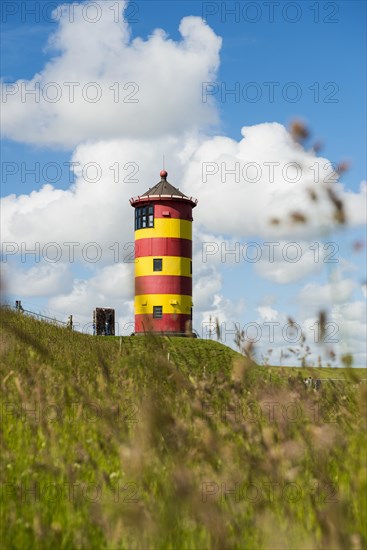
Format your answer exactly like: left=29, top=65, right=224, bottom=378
left=130, top=170, right=197, bottom=335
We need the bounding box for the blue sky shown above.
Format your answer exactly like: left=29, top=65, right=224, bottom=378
left=1, top=0, right=366, bottom=365
left=2, top=1, right=366, bottom=188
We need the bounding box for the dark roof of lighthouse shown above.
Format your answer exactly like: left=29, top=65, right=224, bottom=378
left=142, top=172, right=187, bottom=198
left=130, top=170, right=197, bottom=208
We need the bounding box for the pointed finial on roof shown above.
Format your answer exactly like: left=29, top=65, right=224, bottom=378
left=160, top=169, right=168, bottom=179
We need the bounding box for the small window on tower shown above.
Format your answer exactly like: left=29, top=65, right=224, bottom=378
left=153, top=306, right=163, bottom=319
left=148, top=205, right=154, bottom=227
left=190, top=261, right=192, bottom=274
left=153, top=258, right=162, bottom=271
left=142, top=206, right=147, bottom=228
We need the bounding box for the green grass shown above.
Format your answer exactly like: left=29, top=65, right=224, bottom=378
left=1, top=308, right=366, bottom=549
left=267, top=365, right=367, bottom=380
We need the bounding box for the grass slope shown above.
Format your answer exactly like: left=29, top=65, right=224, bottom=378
left=1, top=308, right=366, bottom=549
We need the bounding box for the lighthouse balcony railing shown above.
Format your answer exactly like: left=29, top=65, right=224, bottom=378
left=130, top=195, right=198, bottom=205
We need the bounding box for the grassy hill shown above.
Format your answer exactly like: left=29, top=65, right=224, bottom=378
left=1, top=308, right=366, bottom=549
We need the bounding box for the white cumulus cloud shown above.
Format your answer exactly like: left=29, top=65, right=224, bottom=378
left=298, top=278, right=356, bottom=312
left=1, top=1, right=221, bottom=148
left=2, top=262, right=73, bottom=297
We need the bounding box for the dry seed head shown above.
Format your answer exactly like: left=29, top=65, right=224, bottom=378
left=290, top=212, right=307, bottom=224
left=290, top=119, right=310, bottom=142
left=312, top=140, right=324, bottom=153
left=231, top=357, right=247, bottom=382
left=307, top=188, right=318, bottom=201
left=336, top=160, right=350, bottom=174
left=318, top=310, right=327, bottom=343
left=352, top=240, right=364, bottom=252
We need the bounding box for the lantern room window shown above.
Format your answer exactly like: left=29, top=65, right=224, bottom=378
left=135, top=205, right=154, bottom=230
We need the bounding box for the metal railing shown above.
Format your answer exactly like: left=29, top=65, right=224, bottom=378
left=12, top=300, right=69, bottom=328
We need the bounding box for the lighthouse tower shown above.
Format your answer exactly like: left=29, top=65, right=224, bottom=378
left=130, top=170, right=197, bottom=335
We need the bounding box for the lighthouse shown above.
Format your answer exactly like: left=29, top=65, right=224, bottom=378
left=130, top=170, right=197, bottom=335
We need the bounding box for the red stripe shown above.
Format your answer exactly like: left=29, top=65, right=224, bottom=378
left=135, top=238, right=192, bottom=258
left=135, top=275, right=192, bottom=295
left=154, top=203, right=193, bottom=220
left=135, top=314, right=192, bottom=334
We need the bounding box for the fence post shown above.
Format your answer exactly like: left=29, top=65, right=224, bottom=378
left=15, top=300, right=24, bottom=313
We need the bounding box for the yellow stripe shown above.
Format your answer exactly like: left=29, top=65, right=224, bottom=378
left=135, top=219, right=192, bottom=240
left=135, top=294, right=193, bottom=315
left=135, top=256, right=192, bottom=277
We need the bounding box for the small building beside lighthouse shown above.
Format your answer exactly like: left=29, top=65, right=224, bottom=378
left=130, top=170, right=197, bottom=335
